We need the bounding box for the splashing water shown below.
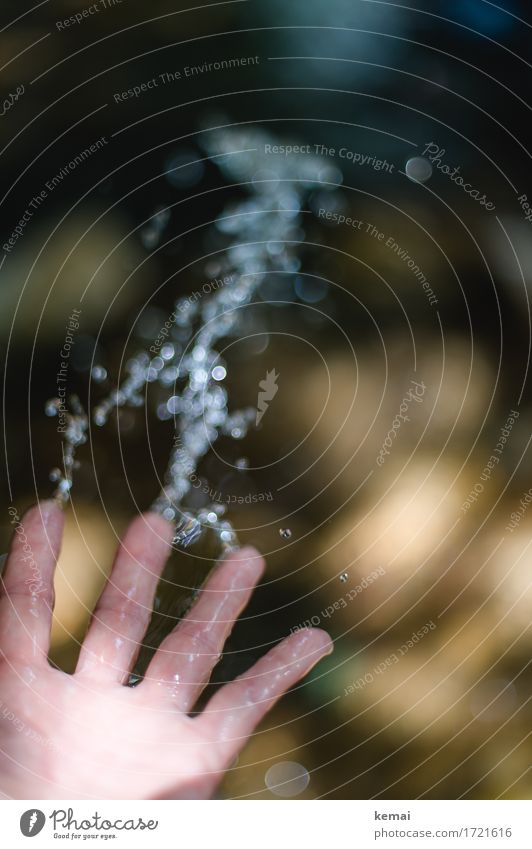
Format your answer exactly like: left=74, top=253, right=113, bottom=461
left=46, top=127, right=341, bottom=557
left=45, top=395, right=88, bottom=501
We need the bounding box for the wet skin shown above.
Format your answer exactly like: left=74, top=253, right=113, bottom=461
left=0, top=502, right=332, bottom=799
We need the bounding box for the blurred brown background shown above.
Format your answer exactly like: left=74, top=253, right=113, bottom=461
left=1, top=0, right=531, bottom=799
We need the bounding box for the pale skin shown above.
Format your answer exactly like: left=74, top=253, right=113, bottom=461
left=0, top=501, right=332, bottom=799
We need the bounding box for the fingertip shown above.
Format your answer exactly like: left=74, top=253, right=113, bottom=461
left=116, top=512, right=175, bottom=574
left=136, top=511, right=175, bottom=545
left=220, top=545, right=265, bottom=577
left=240, top=545, right=263, bottom=558
left=291, top=626, right=334, bottom=658
left=40, top=498, right=65, bottom=524
left=311, top=628, right=334, bottom=656
left=225, top=544, right=263, bottom=562
left=21, top=500, right=65, bottom=534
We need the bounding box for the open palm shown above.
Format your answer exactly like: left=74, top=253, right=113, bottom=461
left=0, top=502, right=331, bottom=799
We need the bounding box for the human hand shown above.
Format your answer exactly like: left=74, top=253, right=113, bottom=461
left=0, top=502, right=332, bottom=799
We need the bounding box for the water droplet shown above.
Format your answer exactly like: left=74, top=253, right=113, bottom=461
left=279, top=528, right=292, bottom=540
left=160, top=366, right=179, bottom=385
left=91, top=365, right=107, bottom=382
left=57, top=478, right=72, bottom=496
left=45, top=398, right=60, bottom=417
left=295, top=277, right=328, bottom=303
left=173, top=514, right=202, bottom=548
left=405, top=157, right=433, bottom=184
left=212, top=365, right=227, bottom=381
left=235, top=457, right=249, bottom=470
left=141, top=228, right=160, bottom=250
left=340, top=573, right=349, bottom=583
left=160, top=344, right=175, bottom=361
left=192, top=346, right=206, bottom=362
left=157, top=404, right=172, bottom=421
left=49, top=468, right=62, bottom=482
left=167, top=396, right=181, bottom=414
left=220, top=530, right=234, bottom=543
left=266, top=240, right=284, bottom=256
left=265, top=762, right=309, bottom=797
